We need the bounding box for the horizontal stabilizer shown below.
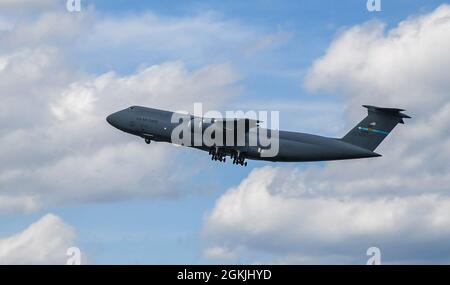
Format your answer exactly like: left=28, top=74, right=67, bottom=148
left=363, top=105, right=411, bottom=123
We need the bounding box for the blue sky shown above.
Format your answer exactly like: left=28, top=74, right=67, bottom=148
left=0, top=0, right=449, bottom=264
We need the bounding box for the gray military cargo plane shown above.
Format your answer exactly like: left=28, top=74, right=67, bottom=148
left=106, top=105, right=410, bottom=166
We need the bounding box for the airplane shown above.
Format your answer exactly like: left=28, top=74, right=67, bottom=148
left=106, top=105, right=410, bottom=166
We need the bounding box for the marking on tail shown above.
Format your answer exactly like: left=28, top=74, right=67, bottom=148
left=341, top=105, right=411, bottom=151
left=357, top=126, right=390, bottom=136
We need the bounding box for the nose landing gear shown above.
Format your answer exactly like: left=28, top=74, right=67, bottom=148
left=145, top=138, right=151, bottom=144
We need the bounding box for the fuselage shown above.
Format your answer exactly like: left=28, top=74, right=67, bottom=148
left=106, top=106, right=380, bottom=164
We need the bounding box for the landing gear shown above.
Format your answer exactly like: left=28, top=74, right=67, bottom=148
left=209, top=148, right=248, bottom=166
left=145, top=138, right=151, bottom=144
left=209, top=147, right=226, bottom=163
left=231, top=151, right=247, bottom=166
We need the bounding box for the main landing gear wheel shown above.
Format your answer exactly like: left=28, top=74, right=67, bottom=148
left=231, top=152, right=248, bottom=167
left=145, top=138, right=151, bottom=144
left=209, top=148, right=247, bottom=166
left=209, top=147, right=226, bottom=163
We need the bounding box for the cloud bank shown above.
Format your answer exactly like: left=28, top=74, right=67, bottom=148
left=0, top=214, right=76, bottom=265
left=0, top=7, right=245, bottom=213
left=204, top=4, right=450, bottom=264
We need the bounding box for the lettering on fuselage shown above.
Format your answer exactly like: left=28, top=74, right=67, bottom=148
left=137, top=116, right=158, bottom=124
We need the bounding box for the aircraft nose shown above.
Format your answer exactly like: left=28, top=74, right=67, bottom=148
left=106, top=113, right=118, bottom=127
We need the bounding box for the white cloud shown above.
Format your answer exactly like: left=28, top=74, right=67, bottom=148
left=0, top=214, right=77, bottom=265
left=204, top=5, right=450, bottom=264
left=205, top=167, right=450, bottom=263
left=0, top=0, right=57, bottom=9
left=202, top=246, right=237, bottom=261
left=0, top=18, right=13, bottom=32
left=0, top=195, right=38, bottom=213
left=0, top=9, right=243, bottom=213
left=304, top=4, right=450, bottom=118
left=0, top=57, right=239, bottom=212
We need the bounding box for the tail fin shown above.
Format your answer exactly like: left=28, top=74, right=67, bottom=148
left=341, top=105, right=411, bottom=151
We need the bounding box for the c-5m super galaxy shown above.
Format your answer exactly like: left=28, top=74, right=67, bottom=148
left=106, top=105, right=410, bottom=166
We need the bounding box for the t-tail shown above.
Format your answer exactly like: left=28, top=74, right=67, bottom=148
left=341, top=105, right=411, bottom=151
